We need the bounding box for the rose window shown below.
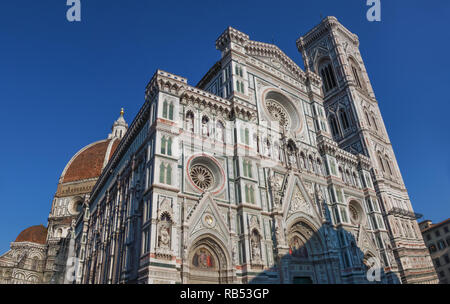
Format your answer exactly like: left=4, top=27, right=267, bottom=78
left=190, top=165, right=214, bottom=190
left=266, top=99, right=290, bottom=129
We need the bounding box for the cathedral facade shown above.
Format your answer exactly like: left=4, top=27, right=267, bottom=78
left=70, top=17, right=438, bottom=284
left=0, top=17, right=438, bottom=284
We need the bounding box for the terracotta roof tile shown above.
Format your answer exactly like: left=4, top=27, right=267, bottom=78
left=15, top=225, right=48, bottom=245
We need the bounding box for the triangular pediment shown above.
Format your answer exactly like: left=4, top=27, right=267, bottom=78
left=245, top=42, right=306, bottom=81
left=188, top=193, right=230, bottom=242
left=282, top=174, right=321, bottom=222
left=357, top=226, right=378, bottom=255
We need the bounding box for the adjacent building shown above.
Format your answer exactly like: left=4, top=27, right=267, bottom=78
left=420, top=219, right=450, bottom=284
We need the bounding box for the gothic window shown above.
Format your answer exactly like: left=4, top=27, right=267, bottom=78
left=242, top=160, right=253, bottom=178
left=339, top=108, right=350, bottom=130
left=159, top=163, right=165, bottom=184
left=378, top=155, right=385, bottom=172
left=244, top=184, right=249, bottom=202
left=32, top=257, right=39, bottom=271
left=163, top=100, right=168, bottom=118
left=352, top=65, right=362, bottom=88
left=241, top=127, right=250, bottom=145
left=167, top=137, right=172, bottom=156
left=168, top=103, right=174, bottom=120
left=166, top=165, right=172, bottom=185
left=365, top=111, right=371, bottom=127
left=319, top=61, right=337, bottom=93
left=340, top=206, right=349, bottom=223
left=349, top=57, right=363, bottom=90
left=329, top=116, right=340, bottom=137
left=384, top=158, right=392, bottom=175
left=371, top=115, right=378, bottom=131
left=161, top=136, right=166, bottom=155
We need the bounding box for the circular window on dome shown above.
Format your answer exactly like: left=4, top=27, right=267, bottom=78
left=187, top=155, right=225, bottom=194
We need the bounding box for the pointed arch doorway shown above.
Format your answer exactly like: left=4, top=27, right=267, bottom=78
left=187, top=236, right=229, bottom=284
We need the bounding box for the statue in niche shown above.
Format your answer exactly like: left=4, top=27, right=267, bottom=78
left=216, top=121, right=224, bottom=141
left=186, top=111, right=194, bottom=132
left=251, top=230, right=261, bottom=262
left=158, top=213, right=171, bottom=249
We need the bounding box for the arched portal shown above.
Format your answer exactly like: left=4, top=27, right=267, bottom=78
left=286, top=220, right=331, bottom=284
left=187, top=236, right=229, bottom=284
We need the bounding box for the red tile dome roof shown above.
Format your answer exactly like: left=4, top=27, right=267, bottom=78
left=60, top=138, right=120, bottom=184
left=15, top=225, right=48, bottom=244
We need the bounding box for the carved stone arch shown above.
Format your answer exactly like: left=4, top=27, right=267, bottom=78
left=186, top=234, right=232, bottom=284
left=314, top=54, right=332, bottom=74
left=287, top=218, right=326, bottom=260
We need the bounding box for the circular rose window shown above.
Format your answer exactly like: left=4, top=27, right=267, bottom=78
left=186, top=154, right=225, bottom=194
left=190, top=165, right=214, bottom=191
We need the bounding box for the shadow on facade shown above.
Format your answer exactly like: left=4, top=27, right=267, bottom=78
left=249, top=223, right=401, bottom=284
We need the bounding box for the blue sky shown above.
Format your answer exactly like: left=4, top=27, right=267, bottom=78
left=0, top=0, right=449, bottom=253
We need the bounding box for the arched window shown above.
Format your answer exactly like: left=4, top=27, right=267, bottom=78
left=339, top=109, right=350, bottom=130
left=349, top=57, right=363, bottom=89
left=385, top=157, right=393, bottom=175
left=162, top=100, right=168, bottom=118
left=365, top=111, right=371, bottom=127
left=244, top=128, right=250, bottom=145
left=319, top=60, right=337, bottom=93
left=167, top=138, right=172, bottom=156
left=378, top=155, right=385, bottom=172
left=168, top=103, right=174, bottom=120
left=249, top=186, right=255, bottom=204
left=329, top=116, right=340, bottom=137
left=371, top=115, right=378, bottom=131
left=244, top=184, right=249, bottom=202
left=32, top=257, right=39, bottom=271
left=159, top=163, right=165, bottom=183
left=243, top=160, right=248, bottom=177
left=166, top=165, right=172, bottom=185
left=161, top=136, right=166, bottom=154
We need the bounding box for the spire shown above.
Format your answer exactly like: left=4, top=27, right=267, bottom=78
left=108, top=108, right=128, bottom=139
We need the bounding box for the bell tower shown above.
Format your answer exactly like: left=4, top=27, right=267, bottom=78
left=297, top=16, right=438, bottom=284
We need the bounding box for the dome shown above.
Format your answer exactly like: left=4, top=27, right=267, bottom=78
left=60, top=138, right=120, bottom=184
left=15, top=225, right=48, bottom=244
